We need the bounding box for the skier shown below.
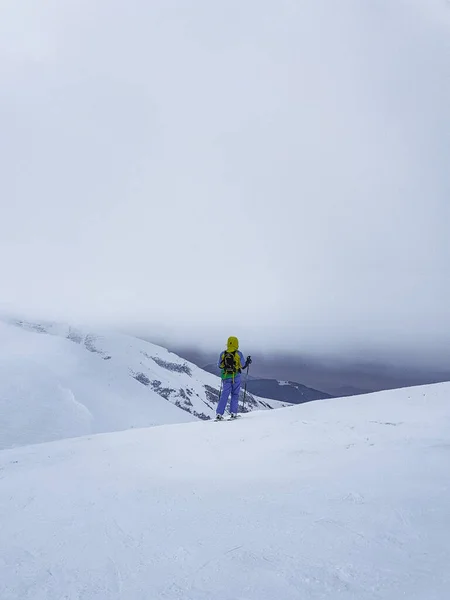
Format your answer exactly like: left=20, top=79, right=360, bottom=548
left=216, top=336, right=252, bottom=420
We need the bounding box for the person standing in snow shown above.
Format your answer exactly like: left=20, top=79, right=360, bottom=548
left=216, top=336, right=252, bottom=420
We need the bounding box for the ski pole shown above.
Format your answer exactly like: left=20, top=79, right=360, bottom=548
left=241, top=363, right=250, bottom=413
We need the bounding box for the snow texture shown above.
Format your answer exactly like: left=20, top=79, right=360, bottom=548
left=0, top=318, right=288, bottom=450
left=1, top=382, right=449, bottom=599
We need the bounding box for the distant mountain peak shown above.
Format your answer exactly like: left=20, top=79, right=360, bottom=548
left=202, top=364, right=332, bottom=404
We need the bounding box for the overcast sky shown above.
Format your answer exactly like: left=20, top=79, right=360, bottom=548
left=1, top=0, right=449, bottom=364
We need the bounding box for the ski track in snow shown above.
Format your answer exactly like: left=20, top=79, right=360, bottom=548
left=1, top=382, right=450, bottom=599
left=58, top=385, right=94, bottom=423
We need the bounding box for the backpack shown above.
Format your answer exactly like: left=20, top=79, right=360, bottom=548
left=220, top=350, right=241, bottom=375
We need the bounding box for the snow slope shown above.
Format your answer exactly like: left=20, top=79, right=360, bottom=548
left=1, top=382, right=449, bottom=599
left=0, top=318, right=288, bottom=450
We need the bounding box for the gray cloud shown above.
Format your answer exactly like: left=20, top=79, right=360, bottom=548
left=1, top=0, right=449, bottom=365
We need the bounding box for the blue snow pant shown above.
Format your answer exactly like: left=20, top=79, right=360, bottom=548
left=217, top=376, right=241, bottom=415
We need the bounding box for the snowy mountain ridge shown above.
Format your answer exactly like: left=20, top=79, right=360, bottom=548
left=202, top=362, right=332, bottom=403
left=246, top=377, right=333, bottom=404
left=0, top=317, right=288, bottom=450
left=1, top=381, right=449, bottom=599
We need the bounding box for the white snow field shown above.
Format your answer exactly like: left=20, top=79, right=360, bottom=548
left=1, top=382, right=449, bottom=600
left=0, top=318, right=286, bottom=450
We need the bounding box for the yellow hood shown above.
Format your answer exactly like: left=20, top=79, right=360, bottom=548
left=227, top=336, right=239, bottom=352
